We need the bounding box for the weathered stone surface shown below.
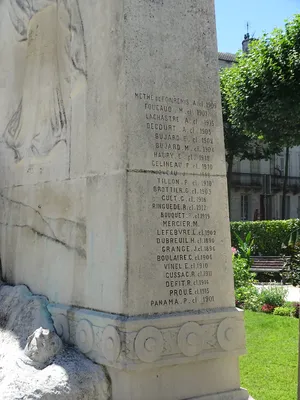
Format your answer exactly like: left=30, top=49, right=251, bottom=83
left=0, top=284, right=110, bottom=400
left=23, top=327, right=63, bottom=368
left=0, top=284, right=53, bottom=347
left=49, top=304, right=247, bottom=371
left=0, top=0, right=249, bottom=399
left=0, top=0, right=235, bottom=316
left=0, top=0, right=88, bottom=307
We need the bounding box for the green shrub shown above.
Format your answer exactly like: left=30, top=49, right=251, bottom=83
left=292, top=302, right=300, bottom=318
left=234, top=232, right=254, bottom=265
left=259, top=286, right=288, bottom=307
left=281, top=229, right=300, bottom=286
left=233, top=256, right=256, bottom=290
left=273, top=306, right=296, bottom=317
left=235, top=285, right=261, bottom=311
left=231, top=219, right=300, bottom=256
left=284, top=302, right=300, bottom=317
left=233, top=252, right=260, bottom=311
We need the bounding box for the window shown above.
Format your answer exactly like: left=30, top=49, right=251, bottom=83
left=279, top=153, right=285, bottom=174
left=232, top=160, right=241, bottom=173
left=241, top=195, right=249, bottom=221
left=270, top=155, right=275, bottom=174
left=250, top=160, right=260, bottom=174
left=280, top=195, right=291, bottom=219
left=278, top=151, right=291, bottom=176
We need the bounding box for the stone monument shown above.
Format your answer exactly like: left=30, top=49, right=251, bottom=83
left=0, top=0, right=249, bottom=399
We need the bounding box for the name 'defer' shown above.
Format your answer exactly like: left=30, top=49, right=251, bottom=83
left=166, top=280, right=192, bottom=287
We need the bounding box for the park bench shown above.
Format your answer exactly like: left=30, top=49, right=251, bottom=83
left=250, top=256, right=284, bottom=273
left=250, top=256, right=285, bottom=282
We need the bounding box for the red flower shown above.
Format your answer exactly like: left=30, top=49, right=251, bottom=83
left=261, top=304, right=275, bottom=313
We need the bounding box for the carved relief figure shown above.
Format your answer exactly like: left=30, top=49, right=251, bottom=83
left=3, top=0, right=87, bottom=162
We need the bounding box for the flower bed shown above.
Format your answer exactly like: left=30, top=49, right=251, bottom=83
left=232, top=235, right=300, bottom=318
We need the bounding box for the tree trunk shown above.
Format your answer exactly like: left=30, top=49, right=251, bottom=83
left=227, top=155, right=234, bottom=219
left=281, top=147, right=290, bottom=220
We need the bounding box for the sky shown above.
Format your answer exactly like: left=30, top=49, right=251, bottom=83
left=215, top=0, right=300, bottom=53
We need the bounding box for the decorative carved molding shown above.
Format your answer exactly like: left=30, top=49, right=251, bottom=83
left=178, top=322, right=204, bottom=357
left=53, top=313, right=70, bottom=342
left=75, top=319, right=94, bottom=354
left=135, top=327, right=164, bottom=363
left=48, top=305, right=246, bottom=371
left=217, top=318, right=244, bottom=351
left=101, top=325, right=121, bottom=362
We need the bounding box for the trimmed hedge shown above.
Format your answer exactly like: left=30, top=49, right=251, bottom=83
left=231, top=219, right=300, bottom=256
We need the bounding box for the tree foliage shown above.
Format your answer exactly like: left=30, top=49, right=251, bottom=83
left=222, top=15, right=300, bottom=218
left=220, top=68, right=279, bottom=211
left=224, top=15, right=300, bottom=144
left=220, top=69, right=274, bottom=164
left=231, top=219, right=300, bottom=256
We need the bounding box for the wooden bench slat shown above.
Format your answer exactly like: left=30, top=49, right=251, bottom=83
left=249, top=256, right=284, bottom=272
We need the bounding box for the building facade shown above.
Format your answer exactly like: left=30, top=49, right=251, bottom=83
left=218, top=49, right=300, bottom=221
left=230, top=153, right=300, bottom=221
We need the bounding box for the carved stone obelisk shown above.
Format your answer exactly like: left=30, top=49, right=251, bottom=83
left=0, top=0, right=249, bottom=399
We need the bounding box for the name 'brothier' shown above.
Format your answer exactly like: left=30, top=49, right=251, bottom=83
left=153, top=186, right=188, bottom=194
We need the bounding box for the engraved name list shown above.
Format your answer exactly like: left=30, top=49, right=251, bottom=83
left=133, top=92, right=227, bottom=312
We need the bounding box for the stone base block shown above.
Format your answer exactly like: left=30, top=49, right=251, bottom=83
left=107, top=359, right=248, bottom=400
left=48, top=305, right=249, bottom=400
left=48, top=305, right=246, bottom=370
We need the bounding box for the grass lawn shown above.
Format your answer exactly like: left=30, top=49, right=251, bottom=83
left=240, top=310, right=299, bottom=400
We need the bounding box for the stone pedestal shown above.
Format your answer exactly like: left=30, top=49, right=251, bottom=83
left=49, top=306, right=248, bottom=399
left=0, top=0, right=249, bottom=398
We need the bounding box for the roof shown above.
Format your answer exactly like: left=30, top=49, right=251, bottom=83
left=218, top=52, right=236, bottom=62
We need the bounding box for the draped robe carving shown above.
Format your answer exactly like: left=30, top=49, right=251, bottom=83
left=3, top=0, right=87, bottom=162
